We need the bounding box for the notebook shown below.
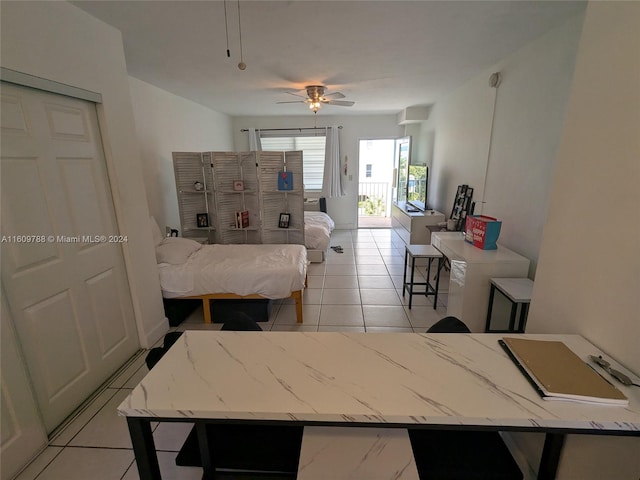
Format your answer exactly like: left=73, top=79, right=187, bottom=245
left=500, top=337, right=628, bottom=406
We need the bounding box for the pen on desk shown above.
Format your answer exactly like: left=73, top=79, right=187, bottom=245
left=586, top=363, right=614, bottom=386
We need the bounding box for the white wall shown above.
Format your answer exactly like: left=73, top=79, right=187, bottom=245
left=423, top=75, right=495, bottom=217
left=513, top=3, right=640, bottom=478
left=529, top=2, right=639, bottom=378
left=0, top=2, right=166, bottom=347
left=232, top=115, right=403, bottom=229
left=420, top=13, right=584, bottom=276
left=128, top=77, right=234, bottom=230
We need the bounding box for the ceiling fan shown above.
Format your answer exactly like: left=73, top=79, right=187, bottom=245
left=277, top=85, right=355, bottom=113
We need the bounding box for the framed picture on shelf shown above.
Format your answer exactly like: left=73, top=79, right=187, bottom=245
left=449, top=184, right=473, bottom=231
left=278, top=171, right=293, bottom=191
left=278, top=213, right=290, bottom=228
left=233, top=180, right=244, bottom=191
left=196, top=213, right=209, bottom=228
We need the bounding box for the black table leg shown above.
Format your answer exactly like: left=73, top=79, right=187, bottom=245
left=518, top=303, right=530, bottom=333
left=485, top=284, right=497, bottom=332
left=127, top=417, right=161, bottom=480
left=508, top=301, right=518, bottom=331
left=538, top=432, right=565, bottom=480
left=197, top=422, right=216, bottom=479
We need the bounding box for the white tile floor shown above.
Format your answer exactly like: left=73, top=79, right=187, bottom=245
left=15, top=229, right=449, bottom=480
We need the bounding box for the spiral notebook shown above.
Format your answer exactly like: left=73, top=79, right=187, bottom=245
left=500, top=337, right=628, bottom=406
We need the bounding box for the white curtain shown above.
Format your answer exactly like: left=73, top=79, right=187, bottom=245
left=248, top=128, right=262, bottom=150
left=323, top=126, right=344, bottom=197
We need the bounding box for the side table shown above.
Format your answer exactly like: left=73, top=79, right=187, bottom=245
left=485, top=278, right=534, bottom=333
left=402, top=245, right=443, bottom=309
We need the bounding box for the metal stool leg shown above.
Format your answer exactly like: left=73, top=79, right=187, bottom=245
left=402, top=248, right=409, bottom=298
left=433, top=256, right=442, bottom=310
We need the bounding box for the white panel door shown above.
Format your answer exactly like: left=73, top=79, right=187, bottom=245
left=1, top=289, right=48, bottom=480
left=0, top=83, right=139, bottom=433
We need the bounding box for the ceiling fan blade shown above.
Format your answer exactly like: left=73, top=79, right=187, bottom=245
left=324, top=92, right=345, bottom=99
left=285, top=91, right=309, bottom=99
left=276, top=100, right=306, bottom=104
left=325, top=100, right=355, bottom=107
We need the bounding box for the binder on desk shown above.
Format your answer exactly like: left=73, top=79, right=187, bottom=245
left=499, top=337, right=628, bottom=406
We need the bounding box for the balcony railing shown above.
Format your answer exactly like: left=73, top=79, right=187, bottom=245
left=358, top=182, right=390, bottom=216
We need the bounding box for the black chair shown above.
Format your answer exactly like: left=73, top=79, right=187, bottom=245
left=145, top=331, right=183, bottom=370
left=175, top=313, right=303, bottom=477
left=412, top=316, right=523, bottom=479
left=426, top=316, right=471, bottom=333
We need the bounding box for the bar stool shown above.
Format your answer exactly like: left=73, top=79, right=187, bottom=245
left=485, top=278, right=534, bottom=333
left=402, top=244, right=443, bottom=309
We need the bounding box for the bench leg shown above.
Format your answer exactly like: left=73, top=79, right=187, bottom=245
left=202, top=298, right=212, bottom=324
left=293, top=290, right=304, bottom=323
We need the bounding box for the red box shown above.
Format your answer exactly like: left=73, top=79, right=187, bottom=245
left=465, top=215, right=502, bottom=250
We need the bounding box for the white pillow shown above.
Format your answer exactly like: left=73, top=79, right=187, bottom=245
left=150, top=216, right=164, bottom=246
left=155, top=237, right=202, bottom=265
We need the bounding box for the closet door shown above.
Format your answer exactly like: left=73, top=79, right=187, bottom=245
left=1, top=289, right=48, bottom=479
left=0, top=83, right=139, bottom=432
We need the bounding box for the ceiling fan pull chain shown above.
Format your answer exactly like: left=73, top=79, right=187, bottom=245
left=223, top=0, right=230, bottom=58
left=237, top=0, right=246, bottom=70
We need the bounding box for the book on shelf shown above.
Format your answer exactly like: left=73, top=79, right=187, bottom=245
left=235, top=210, right=249, bottom=229
left=499, top=337, right=628, bottom=406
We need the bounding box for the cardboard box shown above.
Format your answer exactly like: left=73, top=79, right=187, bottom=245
left=465, top=215, right=502, bottom=250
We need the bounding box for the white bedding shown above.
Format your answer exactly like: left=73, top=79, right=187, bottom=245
left=159, top=243, right=307, bottom=299
left=304, top=211, right=335, bottom=251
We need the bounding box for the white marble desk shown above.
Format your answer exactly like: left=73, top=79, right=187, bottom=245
left=119, top=331, right=640, bottom=480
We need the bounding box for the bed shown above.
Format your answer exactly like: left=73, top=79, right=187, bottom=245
left=304, top=211, right=335, bottom=262
left=151, top=219, right=307, bottom=323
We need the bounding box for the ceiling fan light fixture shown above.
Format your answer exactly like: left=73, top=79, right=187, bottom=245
left=309, top=101, right=321, bottom=113
left=277, top=85, right=353, bottom=114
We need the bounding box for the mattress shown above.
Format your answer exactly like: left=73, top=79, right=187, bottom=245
left=159, top=243, right=307, bottom=299
left=304, top=211, right=335, bottom=251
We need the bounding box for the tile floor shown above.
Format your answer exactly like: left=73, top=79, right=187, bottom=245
left=15, top=228, right=450, bottom=480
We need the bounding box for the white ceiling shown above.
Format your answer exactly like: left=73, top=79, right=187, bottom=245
left=71, top=0, right=586, bottom=117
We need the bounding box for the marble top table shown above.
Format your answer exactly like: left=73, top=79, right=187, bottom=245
left=119, top=331, right=640, bottom=480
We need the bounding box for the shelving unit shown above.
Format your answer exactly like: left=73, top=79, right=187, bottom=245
left=172, top=150, right=304, bottom=247
left=172, top=152, right=217, bottom=243
left=211, top=151, right=261, bottom=244
left=258, top=151, right=305, bottom=246
left=450, top=184, right=474, bottom=231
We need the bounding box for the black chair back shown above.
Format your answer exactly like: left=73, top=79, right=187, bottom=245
left=145, top=331, right=184, bottom=370
left=427, top=316, right=471, bottom=333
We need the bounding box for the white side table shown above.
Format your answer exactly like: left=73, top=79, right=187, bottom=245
left=485, top=277, right=534, bottom=333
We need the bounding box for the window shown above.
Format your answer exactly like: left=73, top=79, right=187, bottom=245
left=260, top=135, right=326, bottom=190
left=366, top=164, right=372, bottom=178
